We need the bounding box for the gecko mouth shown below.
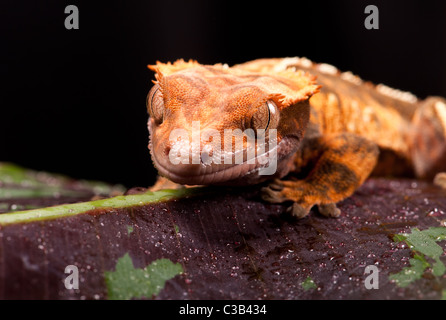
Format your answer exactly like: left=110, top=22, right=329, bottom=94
left=149, top=134, right=299, bottom=186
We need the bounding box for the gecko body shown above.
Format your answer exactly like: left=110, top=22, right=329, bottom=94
left=147, top=58, right=446, bottom=218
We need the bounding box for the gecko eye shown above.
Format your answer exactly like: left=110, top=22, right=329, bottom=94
left=147, top=84, right=164, bottom=124
left=250, top=100, right=279, bottom=136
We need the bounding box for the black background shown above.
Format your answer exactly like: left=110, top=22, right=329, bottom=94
left=1, top=0, right=445, bottom=188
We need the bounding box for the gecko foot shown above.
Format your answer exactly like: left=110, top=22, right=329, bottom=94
left=262, top=180, right=312, bottom=219
left=262, top=179, right=342, bottom=219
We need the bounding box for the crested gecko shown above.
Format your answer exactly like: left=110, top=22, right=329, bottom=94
left=146, top=57, right=446, bottom=218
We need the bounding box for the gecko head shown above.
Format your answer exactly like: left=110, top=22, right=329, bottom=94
left=146, top=59, right=320, bottom=186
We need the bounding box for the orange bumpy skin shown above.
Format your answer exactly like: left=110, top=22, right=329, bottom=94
left=147, top=60, right=319, bottom=186
left=147, top=58, right=446, bottom=218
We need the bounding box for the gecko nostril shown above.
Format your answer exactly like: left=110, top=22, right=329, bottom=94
left=165, top=145, right=171, bottom=157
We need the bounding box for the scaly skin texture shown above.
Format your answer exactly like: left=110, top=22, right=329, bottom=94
left=147, top=58, right=446, bottom=218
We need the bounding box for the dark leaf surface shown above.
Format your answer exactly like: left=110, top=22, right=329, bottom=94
left=0, top=166, right=445, bottom=299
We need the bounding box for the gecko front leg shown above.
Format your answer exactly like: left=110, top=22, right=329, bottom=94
left=262, top=133, right=379, bottom=218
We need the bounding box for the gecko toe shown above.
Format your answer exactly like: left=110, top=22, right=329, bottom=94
left=286, top=203, right=310, bottom=219
left=261, top=186, right=288, bottom=203
left=317, top=203, right=341, bottom=218
left=268, top=179, right=285, bottom=191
